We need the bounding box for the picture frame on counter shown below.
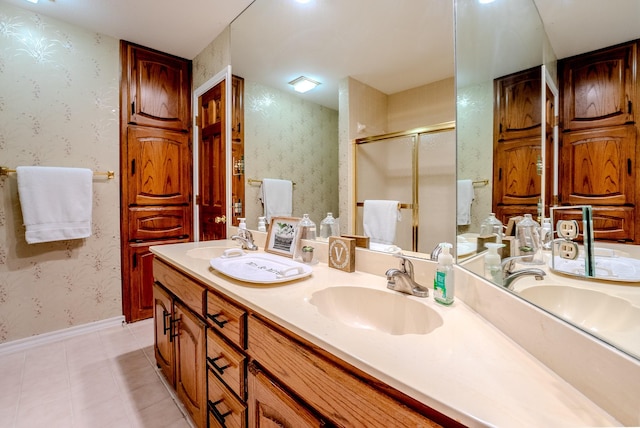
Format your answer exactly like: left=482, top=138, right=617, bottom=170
left=265, top=216, right=301, bottom=257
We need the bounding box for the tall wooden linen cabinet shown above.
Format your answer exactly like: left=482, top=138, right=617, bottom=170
left=558, top=40, right=638, bottom=242
left=120, top=41, right=193, bottom=322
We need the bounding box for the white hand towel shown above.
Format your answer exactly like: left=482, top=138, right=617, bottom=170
left=17, top=166, right=93, bottom=244
left=363, top=200, right=400, bottom=245
left=457, top=179, right=474, bottom=226
left=259, top=178, right=293, bottom=223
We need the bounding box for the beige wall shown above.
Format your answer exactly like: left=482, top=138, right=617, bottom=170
left=0, top=3, right=121, bottom=342
left=388, top=77, right=455, bottom=131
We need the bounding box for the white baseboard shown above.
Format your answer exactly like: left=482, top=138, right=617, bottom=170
left=0, top=315, right=126, bottom=356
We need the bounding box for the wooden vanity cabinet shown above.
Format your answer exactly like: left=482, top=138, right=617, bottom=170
left=153, top=259, right=458, bottom=428
left=153, top=260, right=207, bottom=427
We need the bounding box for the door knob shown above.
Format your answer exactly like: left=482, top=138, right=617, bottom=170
left=215, top=215, right=226, bottom=224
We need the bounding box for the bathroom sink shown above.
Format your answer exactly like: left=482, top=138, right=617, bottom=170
left=519, top=285, right=640, bottom=333
left=309, top=286, right=443, bottom=335
left=186, top=246, right=239, bottom=260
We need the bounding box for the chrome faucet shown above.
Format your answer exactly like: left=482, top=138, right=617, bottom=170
left=501, top=256, right=546, bottom=289
left=385, top=254, right=429, bottom=298
left=231, top=228, right=258, bottom=251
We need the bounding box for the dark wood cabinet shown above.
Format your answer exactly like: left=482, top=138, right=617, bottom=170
left=560, top=42, right=636, bottom=131
left=125, top=126, right=191, bottom=206
left=122, top=43, right=191, bottom=131
left=494, top=66, right=542, bottom=141
left=231, top=75, right=245, bottom=227
left=120, top=41, right=192, bottom=322
left=559, top=40, right=639, bottom=242
left=493, top=68, right=543, bottom=221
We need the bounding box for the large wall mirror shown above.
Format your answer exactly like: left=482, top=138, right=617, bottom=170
left=230, top=0, right=456, bottom=255
left=456, top=0, right=640, bottom=361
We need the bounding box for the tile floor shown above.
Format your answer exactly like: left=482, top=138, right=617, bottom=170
left=0, top=319, right=194, bottom=428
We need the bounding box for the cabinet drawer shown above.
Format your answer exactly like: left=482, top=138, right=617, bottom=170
left=153, top=259, right=205, bottom=315
left=208, top=369, right=246, bottom=428
left=129, top=206, right=190, bottom=241
left=248, top=315, right=442, bottom=428
left=206, top=291, right=246, bottom=349
left=207, top=329, right=246, bottom=400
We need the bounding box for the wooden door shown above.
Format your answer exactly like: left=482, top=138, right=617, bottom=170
left=560, top=42, right=636, bottom=131
left=231, top=76, right=245, bottom=226
left=198, top=81, right=227, bottom=241
left=493, top=135, right=542, bottom=206
left=174, top=302, right=207, bottom=427
left=153, top=283, right=174, bottom=384
left=561, top=125, right=636, bottom=206
left=123, top=43, right=191, bottom=131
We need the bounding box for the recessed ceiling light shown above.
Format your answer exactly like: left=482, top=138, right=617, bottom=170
left=288, top=76, right=321, bottom=93
left=25, top=0, right=38, bottom=3
left=478, top=0, right=495, bottom=3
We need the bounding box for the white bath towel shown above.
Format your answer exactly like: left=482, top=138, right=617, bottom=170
left=259, top=178, right=293, bottom=223
left=17, top=166, right=93, bottom=244
left=457, top=179, right=474, bottom=226
left=363, top=200, right=400, bottom=245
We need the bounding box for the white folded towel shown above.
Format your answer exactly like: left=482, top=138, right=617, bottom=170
left=259, top=178, right=293, bottom=223
left=363, top=200, right=400, bottom=245
left=457, top=179, right=474, bottom=226
left=17, top=166, right=93, bottom=244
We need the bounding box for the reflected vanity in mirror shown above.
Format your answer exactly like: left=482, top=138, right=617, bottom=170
left=230, top=0, right=456, bottom=256
left=456, top=0, right=640, bottom=360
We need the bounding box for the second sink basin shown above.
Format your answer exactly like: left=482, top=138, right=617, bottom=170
left=309, top=286, right=443, bottom=335
left=519, top=285, right=640, bottom=333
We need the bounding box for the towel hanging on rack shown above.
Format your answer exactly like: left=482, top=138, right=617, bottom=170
left=17, top=166, right=93, bottom=244
left=259, top=178, right=293, bottom=223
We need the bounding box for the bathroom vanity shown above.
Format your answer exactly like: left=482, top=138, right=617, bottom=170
left=150, top=239, right=619, bottom=427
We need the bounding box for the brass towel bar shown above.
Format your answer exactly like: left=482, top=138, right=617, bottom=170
left=0, top=166, right=115, bottom=179
left=356, top=201, right=412, bottom=210
left=247, top=178, right=296, bottom=186
left=472, top=179, right=489, bottom=186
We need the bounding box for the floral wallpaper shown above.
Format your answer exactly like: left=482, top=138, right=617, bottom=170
left=456, top=81, right=494, bottom=232
left=0, top=3, right=121, bottom=343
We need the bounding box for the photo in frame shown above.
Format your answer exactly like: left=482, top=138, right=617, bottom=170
left=264, top=216, right=301, bottom=257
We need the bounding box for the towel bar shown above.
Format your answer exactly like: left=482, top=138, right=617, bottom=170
left=0, top=166, right=115, bottom=179
left=356, top=201, right=412, bottom=210
left=472, top=179, right=489, bottom=186
left=248, top=178, right=296, bottom=186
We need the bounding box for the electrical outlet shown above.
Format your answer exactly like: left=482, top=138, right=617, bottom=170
left=556, top=220, right=580, bottom=240
left=558, top=241, right=579, bottom=260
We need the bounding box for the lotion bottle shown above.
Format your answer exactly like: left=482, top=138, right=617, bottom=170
left=433, top=242, right=454, bottom=305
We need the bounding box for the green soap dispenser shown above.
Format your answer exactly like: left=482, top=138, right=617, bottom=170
left=433, top=242, right=454, bottom=305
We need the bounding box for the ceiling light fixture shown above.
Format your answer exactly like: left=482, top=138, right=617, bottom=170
left=288, top=76, right=320, bottom=93
left=478, top=0, right=495, bottom=3
left=25, top=0, right=38, bottom=3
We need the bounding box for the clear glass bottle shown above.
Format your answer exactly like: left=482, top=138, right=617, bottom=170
left=480, top=213, right=503, bottom=243
left=540, top=218, right=553, bottom=250
left=298, top=214, right=316, bottom=240
left=515, top=214, right=543, bottom=264
left=319, top=212, right=339, bottom=240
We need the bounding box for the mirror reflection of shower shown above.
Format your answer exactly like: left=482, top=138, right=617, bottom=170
left=355, top=122, right=456, bottom=253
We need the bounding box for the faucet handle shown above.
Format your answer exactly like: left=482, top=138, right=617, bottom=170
left=393, top=253, right=414, bottom=276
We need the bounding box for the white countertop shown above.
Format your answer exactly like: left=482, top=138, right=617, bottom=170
left=151, top=240, right=619, bottom=427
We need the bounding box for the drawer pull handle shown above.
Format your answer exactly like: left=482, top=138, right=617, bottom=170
left=207, top=313, right=229, bottom=328
left=208, top=356, right=231, bottom=375
left=208, top=399, right=232, bottom=426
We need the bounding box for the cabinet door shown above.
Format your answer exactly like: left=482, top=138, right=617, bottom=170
left=174, top=302, right=207, bottom=428
left=127, top=244, right=156, bottom=322
left=153, top=283, right=174, bottom=384
left=128, top=206, right=190, bottom=241
left=126, top=126, right=191, bottom=206
left=561, top=125, right=636, bottom=206
left=561, top=42, right=636, bottom=131
left=123, top=43, right=191, bottom=131
left=495, top=67, right=542, bottom=141
left=248, top=363, right=323, bottom=428
left=493, top=135, right=542, bottom=207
